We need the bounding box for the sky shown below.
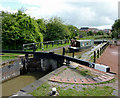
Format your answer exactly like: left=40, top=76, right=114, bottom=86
left=0, top=0, right=119, bottom=30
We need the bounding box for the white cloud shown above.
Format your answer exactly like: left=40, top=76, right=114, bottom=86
left=0, top=4, right=17, bottom=13
left=90, top=25, right=112, bottom=30
left=1, top=0, right=119, bottom=29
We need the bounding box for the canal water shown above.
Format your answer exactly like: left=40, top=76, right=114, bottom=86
left=2, top=72, right=47, bottom=96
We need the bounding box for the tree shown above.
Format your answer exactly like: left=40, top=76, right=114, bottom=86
left=2, top=10, right=43, bottom=50
left=67, top=25, right=80, bottom=39
left=87, top=31, right=94, bottom=36
left=45, top=17, right=70, bottom=41
left=112, top=19, right=120, bottom=39
left=79, top=31, right=87, bottom=37
left=96, top=31, right=104, bottom=35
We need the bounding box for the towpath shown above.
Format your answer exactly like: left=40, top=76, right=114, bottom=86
left=96, top=41, right=119, bottom=77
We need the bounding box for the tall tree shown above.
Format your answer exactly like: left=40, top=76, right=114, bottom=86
left=112, top=19, right=120, bottom=39
left=45, top=17, right=70, bottom=41
left=2, top=10, right=43, bottom=50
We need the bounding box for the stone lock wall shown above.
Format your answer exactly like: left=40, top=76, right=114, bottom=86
left=1, top=58, right=24, bottom=82
left=41, top=58, right=57, bottom=72
left=1, top=57, right=60, bottom=82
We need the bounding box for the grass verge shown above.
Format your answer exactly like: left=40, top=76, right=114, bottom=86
left=30, top=82, right=115, bottom=96
left=0, top=53, right=24, bottom=61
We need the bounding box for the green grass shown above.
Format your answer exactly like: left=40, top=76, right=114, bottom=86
left=30, top=82, right=115, bottom=96
left=0, top=53, right=24, bottom=61
left=1, top=56, right=18, bottom=61
left=30, top=82, right=50, bottom=96
left=25, top=43, right=70, bottom=52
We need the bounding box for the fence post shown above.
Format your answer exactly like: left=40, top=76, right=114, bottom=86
left=61, top=40, right=62, bottom=45
left=40, top=43, right=42, bottom=49
left=72, top=50, right=75, bottom=58
left=46, top=42, right=48, bottom=48
left=100, top=48, right=101, bottom=55
left=62, top=47, right=65, bottom=55
left=97, top=49, right=99, bottom=58
left=94, top=51, right=96, bottom=63
left=65, top=40, right=66, bottom=44
left=58, top=41, right=59, bottom=45
left=22, top=45, right=24, bottom=51
left=52, top=41, right=54, bottom=47
left=33, top=43, right=36, bottom=52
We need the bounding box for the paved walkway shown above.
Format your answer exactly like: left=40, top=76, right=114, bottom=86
left=96, top=44, right=119, bottom=77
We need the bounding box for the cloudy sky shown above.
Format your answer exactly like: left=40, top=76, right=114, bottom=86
left=0, top=0, right=119, bottom=29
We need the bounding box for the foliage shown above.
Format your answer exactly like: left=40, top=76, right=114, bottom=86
left=36, top=19, right=46, bottom=40
left=87, top=31, right=94, bottom=36
left=96, top=31, right=104, bottom=35
left=112, top=19, right=120, bottom=39
left=2, top=10, right=43, bottom=50
left=79, top=31, right=87, bottom=37
left=67, top=25, right=80, bottom=39
left=45, top=17, right=71, bottom=41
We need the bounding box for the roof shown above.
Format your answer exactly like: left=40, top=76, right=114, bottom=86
left=80, top=27, right=89, bottom=30
left=76, top=40, right=93, bottom=42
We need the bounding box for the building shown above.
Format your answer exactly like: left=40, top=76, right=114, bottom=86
left=89, top=28, right=99, bottom=33
left=80, top=27, right=90, bottom=32
left=103, top=29, right=112, bottom=34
